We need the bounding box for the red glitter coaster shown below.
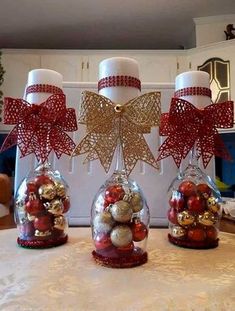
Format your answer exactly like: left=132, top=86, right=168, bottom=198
left=17, top=235, right=68, bottom=249
left=92, top=249, right=148, bottom=268
left=168, top=234, right=219, bottom=249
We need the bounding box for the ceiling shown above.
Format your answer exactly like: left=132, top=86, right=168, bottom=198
left=1, top=0, right=235, bottom=50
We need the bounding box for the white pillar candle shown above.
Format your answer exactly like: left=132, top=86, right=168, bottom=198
left=25, top=69, right=63, bottom=104
left=99, top=57, right=140, bottom=104
left=175, top=71, right=211, bottom=109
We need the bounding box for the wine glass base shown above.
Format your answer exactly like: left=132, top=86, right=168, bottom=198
left=17, top=234, right=68, bottom=249
left=168, top=233, right=219, bottom=249
left=92, top=248, right=148, bottom=268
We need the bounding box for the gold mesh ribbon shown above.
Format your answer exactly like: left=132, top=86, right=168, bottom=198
left=73, top=91, right=161, bottom=176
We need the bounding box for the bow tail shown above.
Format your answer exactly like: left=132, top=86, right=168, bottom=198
left=89, top=132, right=118, bottom=173
left=158, top=136, right=185, bottom=168
left=50, top=127, right=76, bottom=159
left=121, top=125, right=158, bottom=176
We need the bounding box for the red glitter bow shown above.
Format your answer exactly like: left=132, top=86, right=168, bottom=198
left=158, top=97, right=234, bottom=168
left=1, top=94, right=78, bottom=162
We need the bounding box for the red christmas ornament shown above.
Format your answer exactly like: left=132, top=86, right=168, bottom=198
left=35, top=175, right=54, bottom=187
left=206, top=227, right=218, bottom=240
left=34, top=214, right=53, bottom=232
left=169, top=190, right=185, bottom=211
left=116, top=241, right=134, bottom=256
left=26, top=181, right=38, bottom=194
left=167, top=207, right=179, bottom=225
left=25, top=198, right=44, bottom=215
left=94, top=233, right=113, bottom=250
left=187, top=195, right=205, bottom=213
left=105, top=185, right=125, bottom=204
left=130, top=220, right=148, bottom=242
left=188, top=227, right=206, bottom=242
left=178, top=181, right=196, bottom=197
left=62, top=197, right=70, bottom=213
left=197, top=183, right=212, bottom=198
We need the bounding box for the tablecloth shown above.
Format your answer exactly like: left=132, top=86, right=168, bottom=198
left=0, top=228, right=235, bottom=311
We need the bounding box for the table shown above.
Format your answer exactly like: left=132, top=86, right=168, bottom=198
left=0, top=228, right=235, bottom=311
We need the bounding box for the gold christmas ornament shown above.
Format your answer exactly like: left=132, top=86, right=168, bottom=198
left=198, top=211, right=218, bottom=226
left=54, top=215, right=67, bottom=231
left=130, top=192, right=143, bottom=213
left=93, top=211, right=115, bottom=233
left=47, top=199, right=63, bottom=215
left=34, top=230, right=51, bottom=237
left=207, top=197, right=220, bottom=213
left=72, top=91, right=161, bottom=176
left=110, top=225, right=133, bottom=247
left=110, top=200, right=133, bottom=222
left=55, top=182, right=66, bottom=198
left=171, top=226, right=186, bottom=238
left=177, top=211, right=195, bottom=226
left=38, top=184, right=56, bottom=200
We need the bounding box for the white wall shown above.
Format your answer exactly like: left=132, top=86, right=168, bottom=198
left=194, top=14, right=235, bottom=47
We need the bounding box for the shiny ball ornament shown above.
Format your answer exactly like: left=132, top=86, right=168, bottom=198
left=47, top=199, right=63, bottom=215
left=26, top=181, right=37, bottom=194
left=55, top=182, right=66, bottom=198
left=54, top=215, right=67, bottom=231
left=94, top=233, right=112, bottom=250
left=198, top=211, right=218, bottom=226
left=171, top=226, right=186, bottom=238
left=105, top=185, right=125, bottom=204
left=188, top=227, right=206, bottom=242
left=177, top=211, right=195, bottom=226
left=35, top=175, right=54, bottom=187
left=93, top=211, right=115, bottom=233
left=110, top=225, right=133, bottom=247
left=178, top=180, right=196, bottom=197
left=167, top=207, right=179, bottom=225
left=169, top=190, right=185, bottom=211
left=110, top=200, right=133, bottom=223
left=130, top=192, right=143, bottom=213
left=34, top=214, right=53, bottom=232
left=35, top=229, right=51, bottom=237
left=187, top=195, right=205, bottom=213
left=116, top=241, right=134, bottom=256
left=197, top=183, right=212, bottom=198
left=207, top=197, right=220, bottom=213
left=130, top=219, right=148, bottom=242
left=25, top=198, right=44, bottom=216
left=38, top=184, right=56, bottom=201
left=206, top=226, right=218, bottom=240
left=62, top=197, right=70, bottom=213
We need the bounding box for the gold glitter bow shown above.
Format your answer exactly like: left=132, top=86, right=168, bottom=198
left=72, top=91, right=161, bottom=176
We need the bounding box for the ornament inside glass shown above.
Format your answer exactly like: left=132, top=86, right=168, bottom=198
left=167, top=148, right=222, bottom=249
left=91, top=145, right=150, bottom=268
left=15, top=162, right=70, bottom=248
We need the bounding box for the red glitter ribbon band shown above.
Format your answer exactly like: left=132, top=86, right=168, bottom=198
left=158, top=97, right=234, bottom=168
left=174, top=87, right=211, bottom=98
left=98, top=76, right=141, bottom=91
left=26, top=84, right=63, bottom=96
